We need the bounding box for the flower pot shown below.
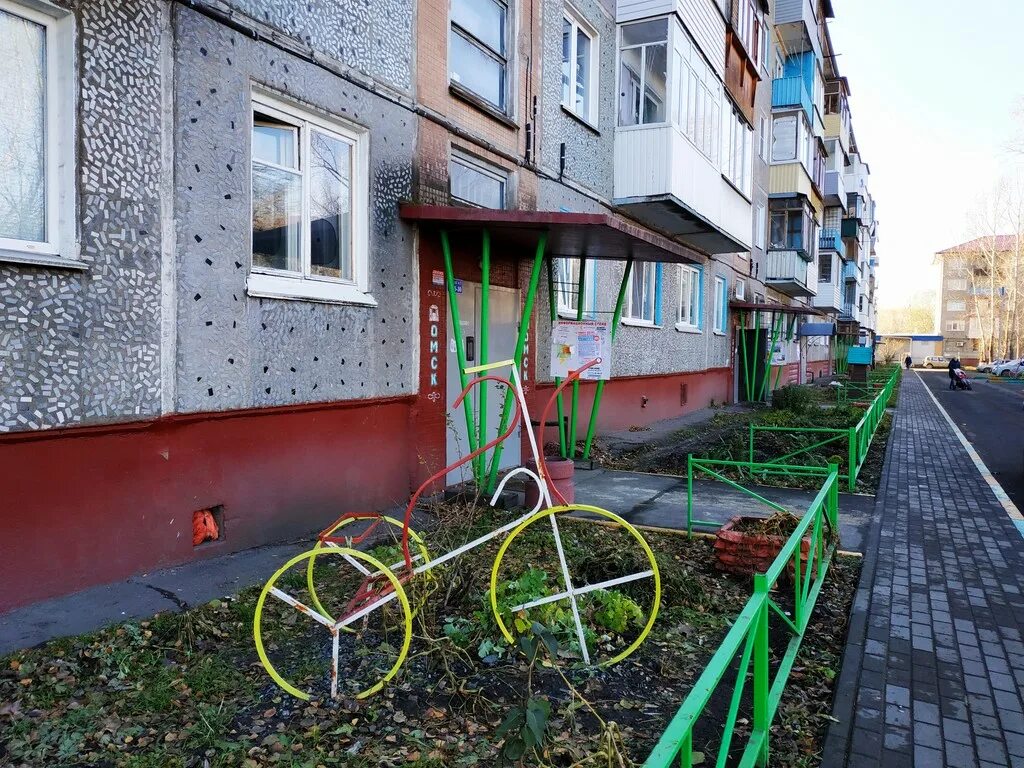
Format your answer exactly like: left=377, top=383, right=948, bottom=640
left=714, top=515, right=810, bottom=577
left=525, top=457, right=575, bottom=508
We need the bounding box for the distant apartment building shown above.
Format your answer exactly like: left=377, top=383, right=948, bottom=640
left=0, top=0, right=883, bottom=611
left=935, top=236, right=1018, bottom=364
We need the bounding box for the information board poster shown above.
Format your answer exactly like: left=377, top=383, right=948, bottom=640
left=549, top=320, right=611, bottom=380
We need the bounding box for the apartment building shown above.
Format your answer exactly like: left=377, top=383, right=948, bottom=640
left=0, top=0, right=882, bottom=610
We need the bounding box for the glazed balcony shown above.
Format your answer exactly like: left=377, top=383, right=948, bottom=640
left=824, top=169, right=846, bottom=207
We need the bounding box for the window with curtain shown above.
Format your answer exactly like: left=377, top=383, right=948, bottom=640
left=625, top=261, right=660, bottom=323
left=677, top=264, right=702, bottom=329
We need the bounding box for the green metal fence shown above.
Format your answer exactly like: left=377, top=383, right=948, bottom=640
left=645, top=464, right=841, bottom=768
left=750, top=367, right=899, bottom=491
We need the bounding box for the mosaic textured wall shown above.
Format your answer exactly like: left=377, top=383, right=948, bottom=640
left=221, top=0, right=414, bottom=92
left=0, top=0, right=165, bottom=432
left=538, top=0, right=616, bottom=200
left=172, top=7, right=416, bottom=413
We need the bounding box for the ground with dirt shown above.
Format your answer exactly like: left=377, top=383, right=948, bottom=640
left=591, top=386, right=893, bottom=495
left=0, top=503, right=860, bottom=768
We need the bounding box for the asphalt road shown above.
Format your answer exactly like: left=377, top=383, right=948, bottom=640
left=918, top=369, right=1024, bottom=510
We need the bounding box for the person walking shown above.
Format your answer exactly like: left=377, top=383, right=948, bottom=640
left=904, top=355, right=912, bottom=370
left=948, top=357, right=959, bottom=390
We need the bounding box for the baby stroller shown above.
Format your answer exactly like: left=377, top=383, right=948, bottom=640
left=953, top=367, right=972, bottom=391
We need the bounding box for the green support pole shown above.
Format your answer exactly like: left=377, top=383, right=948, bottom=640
left=749, top=422, right=755, bottom=466
left=478, top=230, right=491, bottom=485
left=750, top=312, right=762, bottom=401
left=739, top=311, right=750, bottom=402
left=582, top=257, right=633, bottom=460
left=753, top=573, right=770, bottom=766
left=547, top=258, right=568, bottom=458
left=759, top=313, right=783, bottom=401
left=485, top=233, right=548, bottom=493
left=440, top=230, right=480, bottom=478
left=568, top=258, right=587, bottom=460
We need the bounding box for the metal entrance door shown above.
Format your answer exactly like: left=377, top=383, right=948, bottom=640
left=445, top=283, right=522, bottom=485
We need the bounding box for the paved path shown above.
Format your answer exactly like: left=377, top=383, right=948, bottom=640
left=824, top=372, right=1024, bottom=768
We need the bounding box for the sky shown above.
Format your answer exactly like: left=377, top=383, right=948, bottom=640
left=828, top=0, right=1024, bottom=309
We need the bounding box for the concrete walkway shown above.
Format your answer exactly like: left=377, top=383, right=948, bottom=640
left=824, top=373, right=1024, bottom=768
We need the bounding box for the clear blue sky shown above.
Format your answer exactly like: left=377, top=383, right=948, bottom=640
left=828, top=0, right=1024, bottom=308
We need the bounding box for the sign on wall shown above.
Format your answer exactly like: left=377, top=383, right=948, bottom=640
left=550, top=320, right=611, bottom=380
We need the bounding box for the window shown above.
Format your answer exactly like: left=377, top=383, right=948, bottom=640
left=672, top=30, right=722, bottom=161
left=712, top=275, right=728, bottom=333
left=946, top=300, right=966, bottom=312
left=735, top=278, right=746, bottom=300
left=769, top=199, right=810, bottom=252
left=771, top=115, right=797, bottom=162
left=812, top=140, right=826, bottom=191
left=947, top=278, right=967, bottom=291
left=450, top=149, right=508, bottom=208
left=947, top=320, right=965, bottom=332
left=449, top=0, right=509, bottom=111
left=562, top=8, right=598, bottom=124
left=249, top=92, right=371, bottom=305
left=722, top=106, right=752, bottom=195
left=618, top=19, right=667, bottom=127
left=0, top=1, right=73, bottom=263
left=818, top=252, right=832, bottom=283
left=554, top=257, right=595, bottom=316
left=624, top=260, right=661, bottom=324
left=758, top=114, right=769, bottom=162
left=754, top=203, right=766, bottom=249
left=677, top=264, right=702, bottom=330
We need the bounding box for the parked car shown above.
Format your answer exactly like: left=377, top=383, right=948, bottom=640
left=977, top=360, right=1004, bottom=373
left=992, top=359, right=1024, bottom=377
left=920, top=356, right=949, bottom=369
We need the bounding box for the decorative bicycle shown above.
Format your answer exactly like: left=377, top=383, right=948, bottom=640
left=253, top=359, right=661, bottom=700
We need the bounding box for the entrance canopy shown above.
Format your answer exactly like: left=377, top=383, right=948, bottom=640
left=729, top=300, right=827, bottom=317
left=399, top=204, right=700, bottom=264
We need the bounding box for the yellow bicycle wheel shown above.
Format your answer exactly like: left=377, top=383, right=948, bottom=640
left=489, top=504, right=660, bottom=667
left=253, top=546, right=413, bottom=700
left=306, top=515, right=432, bottom=624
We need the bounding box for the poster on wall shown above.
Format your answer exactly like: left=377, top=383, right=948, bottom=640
left=771, top=341, right=787, bottom=366
left=550, top=320, right=611, bottom=380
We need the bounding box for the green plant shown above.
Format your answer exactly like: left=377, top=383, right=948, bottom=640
left=771, top=385, right=816, bottom=414
left=590, top=589, right=644, bottom=634
left=495, top=623, right=557, bottom=765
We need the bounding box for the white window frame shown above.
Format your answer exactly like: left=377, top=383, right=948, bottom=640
left=947, top=320, right=965, bottom=332
left=562, top=5, right=599, bottom=125
left=617, top=18, right=669, bottom=129
left=555, top=257, right=595, bottom=317
left=758, top=114, right=769, bottom=162
left=623, top=260, right=659, bottom=326
left=754, top=203, right=766, bottom=250
left=946, top=300, right=966, bottom=312
left=721, top=105, right=752, bottom=196
left=247, top=90, right=373, bottom=306
left=449, top=0, right=511, bottom=113
left=0, top=0, right=76, bottom=268
left=450, top=148, right=508, bottom=208
left=771, top=114, right=797, bottom=163
left=676, top=264, right=702, bottom=332
left=712, top=275, right=727, bottom=334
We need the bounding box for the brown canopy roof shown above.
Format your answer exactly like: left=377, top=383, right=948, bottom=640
left=399, top=204, right=703, bottom=265
left=730, top=300, right=826, bottom=317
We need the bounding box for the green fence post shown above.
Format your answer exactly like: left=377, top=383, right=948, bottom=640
left=686, top=454, right=694, bottom=538
left=753, top=573, right=770, bottom=767
left=827, top=462, right=839, bottom=554
left=847, top=426, right=857, bottom=492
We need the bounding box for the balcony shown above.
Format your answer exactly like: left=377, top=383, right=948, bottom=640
left=841, top=217, right=859, bottom=239
left=818, top=229, right=846, bottom=260
left=840, top=302, right=855, bottom=320
left=824, top=170, right=846, bottom=207
left=843, top=261, right=859, bottom=282
left=813, top=278, right=842, bottom=312
left=773, top=0, right=823, bottom=61
left=614, top=124, right=751, bottom=254
left=765, top=248, right=815, bottom=298
left=772, top=76, right=814, bottom=123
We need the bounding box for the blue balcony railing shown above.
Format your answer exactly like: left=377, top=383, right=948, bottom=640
left=818, top=229, right=846, bottom=259
left=843, top=261, right=858, bottom=282
left=772, top=76, right=813, bottom=122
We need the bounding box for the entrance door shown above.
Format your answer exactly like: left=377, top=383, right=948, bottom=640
left=737, top=328, right=769, bottom=402
left=445, top=283, right=522, bottom=485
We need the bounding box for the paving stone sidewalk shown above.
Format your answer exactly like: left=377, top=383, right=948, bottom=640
left=824, top=373, right=1024, bottom=767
